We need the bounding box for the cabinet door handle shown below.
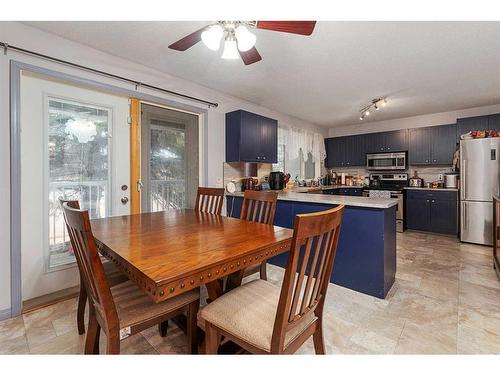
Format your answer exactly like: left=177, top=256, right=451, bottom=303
left=425, top=159, right=429, bottom=163
left=262, top=156, right=266, bottom=160
left=256, top=156, right=261, bottom=160
left=433, top=159, right=437, bottom=163
left=431, top=200, right=435, bottom=203
left=426, top=200, right=430, bottom=203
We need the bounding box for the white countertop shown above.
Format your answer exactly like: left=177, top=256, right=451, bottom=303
left=291, top=185, right=366, bottom=193
left=404, top=187, right=459, bottom=192
left=226, top=191, right=397, bottom=209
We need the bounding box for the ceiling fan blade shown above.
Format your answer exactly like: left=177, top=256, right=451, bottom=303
left=168, top=27, right=207, bottom=51
left=239, top=47, right=262, bottom=65
left=256, top=21, right=316, bottom=36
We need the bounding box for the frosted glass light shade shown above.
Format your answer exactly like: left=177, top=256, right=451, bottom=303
left=221, top=39, right=239, bottom=59
left=201, top=25, right=223, bottom=51
left=235, top=25, right=256, bottom=52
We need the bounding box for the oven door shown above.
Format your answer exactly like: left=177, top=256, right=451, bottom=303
left=366, top=153, right=407, bottom=170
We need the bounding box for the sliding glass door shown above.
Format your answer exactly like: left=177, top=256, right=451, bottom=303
left=141, top=104, right=199, bottom=212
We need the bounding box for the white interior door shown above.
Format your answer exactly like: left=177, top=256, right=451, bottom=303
left=20, top=72, right=130, bottom=301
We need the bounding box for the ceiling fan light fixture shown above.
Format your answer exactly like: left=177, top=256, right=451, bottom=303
left=235, top=24, right=256, bottom=52
left=201, top=24, right=224, bottom=51
left=221, top=37, right=239, bottom=59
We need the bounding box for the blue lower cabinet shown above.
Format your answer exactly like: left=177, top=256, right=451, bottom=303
left=226, top=196, right=396, bottom=299
left=405, top=190, right=458, bottom=235
left=323, top=188, right=363, bottom=196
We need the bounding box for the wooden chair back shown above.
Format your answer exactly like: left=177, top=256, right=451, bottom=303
left=240, top=190, right=278, bottom=225
left=271, top=205, right=344, bottom=352
left=61, top=203, right=119, bottom=332
left=195, top=187, right=225, bottom=215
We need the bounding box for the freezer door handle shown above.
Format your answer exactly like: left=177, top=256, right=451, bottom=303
left=461, top=159, right=466, bottom=200
left=462, top=202, right=467, bottom=230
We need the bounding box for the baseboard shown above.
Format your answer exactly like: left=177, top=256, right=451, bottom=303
left=0, top=308, right=12, bottom=321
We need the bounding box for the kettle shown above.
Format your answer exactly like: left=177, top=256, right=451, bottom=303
left=409, top=171, right=423, bottom=187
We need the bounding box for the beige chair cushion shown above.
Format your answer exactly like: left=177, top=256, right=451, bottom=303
left=200, top=279, right=316, bottom=352
left=111, top=281, right=199, bottom=329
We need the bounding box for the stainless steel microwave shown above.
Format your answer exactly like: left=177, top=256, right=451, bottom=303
left=366, top=152, right=407, bottom=171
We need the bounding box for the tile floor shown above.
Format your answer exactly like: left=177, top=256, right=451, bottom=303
left=1, top=231, right=500, bottom=354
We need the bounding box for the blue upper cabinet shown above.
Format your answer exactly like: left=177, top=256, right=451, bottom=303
left=409, top=124, right=456, bottom=165
left=364, top=130, right=408, bottom=153
left=489, top=114, right=500, bottom=132
left=325, top=135, right=365, bottom=167
left=326, top=130, right=406, bottom=168
left=225, top=110, right=278, bottom=163
left=456, top=115, right=489, bottom=142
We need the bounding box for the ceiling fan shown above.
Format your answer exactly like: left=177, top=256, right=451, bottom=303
left=168, top=21, right=317, bottom=65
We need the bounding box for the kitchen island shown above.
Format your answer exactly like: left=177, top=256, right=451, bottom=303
left=226, top=191, right=397, bottom=299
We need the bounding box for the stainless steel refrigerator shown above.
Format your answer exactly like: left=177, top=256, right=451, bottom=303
left=460, top=137, right=500, bottom=246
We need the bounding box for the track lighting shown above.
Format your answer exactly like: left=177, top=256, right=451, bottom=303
left=359, top=97, right=388, bottom=121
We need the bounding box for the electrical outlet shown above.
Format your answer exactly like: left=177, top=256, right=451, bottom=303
left=438, top=174, right=443, bottom=181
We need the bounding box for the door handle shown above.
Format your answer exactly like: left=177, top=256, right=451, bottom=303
left=462, top=160, right=466, bottom=198
left=462, top=202, right=467, bottom=230
left=121, top=197, right=129, bottom=205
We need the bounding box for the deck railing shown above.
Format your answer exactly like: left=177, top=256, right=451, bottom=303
left=150, top=179, right=185, bottom=212
left=48, top=180, right=107, bottom=268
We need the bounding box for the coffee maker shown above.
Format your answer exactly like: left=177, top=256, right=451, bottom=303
left=269, top=172, right=285, bottom=190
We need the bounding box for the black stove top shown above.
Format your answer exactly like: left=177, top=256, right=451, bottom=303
left=368, top=172, right=408, bottom=192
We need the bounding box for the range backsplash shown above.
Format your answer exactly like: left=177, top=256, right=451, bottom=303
left=329, top=165, right=453, bottom=185
left=223, top=162, right=273, bottom=191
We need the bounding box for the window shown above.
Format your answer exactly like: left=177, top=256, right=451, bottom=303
left=47, top=98, right=110, bottom=269
left=272, top=126, right=324, bottom=181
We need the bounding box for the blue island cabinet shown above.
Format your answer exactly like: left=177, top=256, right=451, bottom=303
left=226, top=196, right=397, bottom=299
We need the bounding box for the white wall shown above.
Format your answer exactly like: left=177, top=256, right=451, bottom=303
left=329, top=104, right=500, bottom=137
left=0, top=21, right=327, bottom=314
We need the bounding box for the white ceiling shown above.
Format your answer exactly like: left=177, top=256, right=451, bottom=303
left=23, top=21, right=500, bottom=127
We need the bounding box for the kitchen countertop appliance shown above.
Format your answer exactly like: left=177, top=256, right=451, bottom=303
left=445, top=173, right=458, bottom=188
left=269, top=171, right=285, bottom=190
left=460, top=137, right=500, bottom=246
left=366, top=151, right=407, bottom=171
left=409, top=171, right=424, bottom=187
left=364, top=172, right=408, bottom=233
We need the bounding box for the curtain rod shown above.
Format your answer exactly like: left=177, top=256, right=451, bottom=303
left=1, top=41, right=219, bottom=108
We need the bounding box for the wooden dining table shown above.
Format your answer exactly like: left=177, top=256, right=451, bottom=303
left=91, top=209, right=293, bottom=304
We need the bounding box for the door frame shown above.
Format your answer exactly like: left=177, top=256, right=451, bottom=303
left=9, top=60, right=209, bottom=318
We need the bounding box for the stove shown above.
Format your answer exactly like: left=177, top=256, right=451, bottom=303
left=363, top=173, right=408, bottom=232
left=367, top=172, right=409, bottom=191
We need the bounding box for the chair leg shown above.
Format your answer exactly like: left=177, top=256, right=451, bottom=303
left=93, top=323, right=101, bottom=354
left=106, top=334, right=120, bottom=354
left=158, top=320, right=168, bottom=337
left=77, top=278, right=87, bottom=335
left=260, top=261, right=268, bottom=281
left=187, top=301, right=199, bottom=354
left=84, top=308, right=99, bottom=354
left=313, top=320, right=325, bottom=355
left=204, top=322, right=220, bottom=354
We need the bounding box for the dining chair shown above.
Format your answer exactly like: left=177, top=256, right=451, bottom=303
left=58, top=198, right=129, bottom=335
left=239, top=190, right=278, bottom=281
left=61, top=202, right=201, bottom=354
left=200, top=205, right=344, bottom=354
left=195, top=187, right=225, bottom=215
